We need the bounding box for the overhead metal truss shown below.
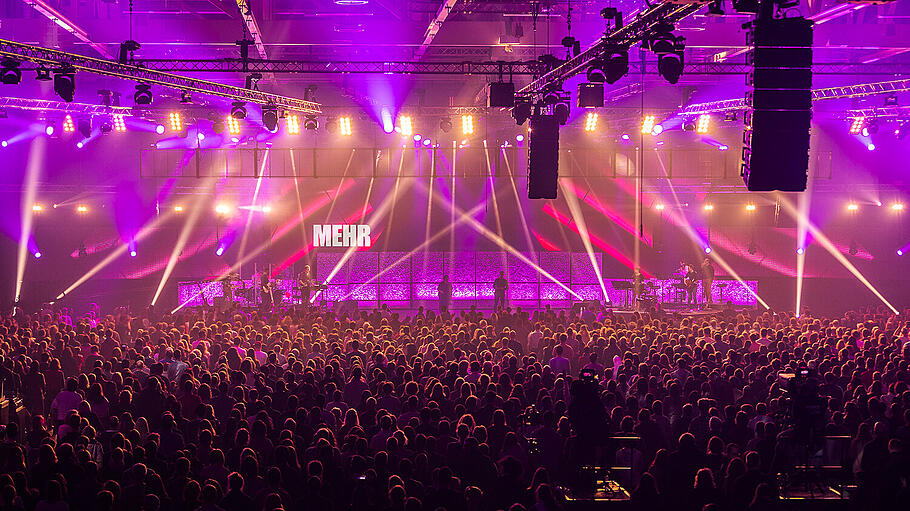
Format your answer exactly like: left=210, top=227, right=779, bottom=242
left=120, top=58, right=910, bottom=76
left=0, top=96, right=134, bottom=115
left=844, top=106, right=910, bottom=119
left=518, top=3, right=704, bottom=95
left=0, top=39, right=321, bottom=114
left=680, top=78, right=910, bottom=116
left=20, top=0, right=114, bottom=60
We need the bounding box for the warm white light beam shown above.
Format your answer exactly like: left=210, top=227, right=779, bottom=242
left=654, top=153, right=770, bottom=309
left=794, top=189, right=812, bottom=317
left=15, top=137, right=45, bottom=303
left=780, top=196, right=899, bottom=315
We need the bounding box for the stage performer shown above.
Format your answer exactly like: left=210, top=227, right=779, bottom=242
left=701, top=257, right=715, bottom=307
left=437, top=275, right=453, bottom=313
left=685, top=264, right=699, bottom=306
left=493, top=271, right=508, bottom=310
left=298, top=265, right=314, bottom=306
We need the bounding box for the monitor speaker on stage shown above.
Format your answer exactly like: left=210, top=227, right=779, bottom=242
left=528, top=114, right=559, bottom=199
left=741, top=17, right=813, bottom=192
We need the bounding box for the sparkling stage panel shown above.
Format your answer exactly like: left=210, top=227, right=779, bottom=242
left=175, top=252, right=758, bottom=309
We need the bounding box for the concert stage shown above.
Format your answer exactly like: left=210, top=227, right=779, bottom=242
left=177, top=251, right=758, bottom=309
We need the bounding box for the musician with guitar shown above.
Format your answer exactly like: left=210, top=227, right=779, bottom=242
left=684, top=263, right=699, bottom=307
left=298, top=265, right=314, bottom=306
left=701, top=258, right=715, bottom=307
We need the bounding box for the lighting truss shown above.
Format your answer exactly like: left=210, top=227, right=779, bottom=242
left=130, top=58, right=544, bottom=75
left=235, top=0, right=268, bottom=59
left=0, top=39, right=321, bottom=114
left=680, top=78, right=910, bottom=115
left=517, top=3, right=703, bottom=95
left=21, top=0, right=114, bottom=59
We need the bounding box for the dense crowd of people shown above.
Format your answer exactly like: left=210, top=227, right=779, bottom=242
left=0, top=302, right=909, bottom=511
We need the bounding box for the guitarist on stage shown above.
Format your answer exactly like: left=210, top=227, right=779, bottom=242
left=298, top=265, right=315, bottom=307
left=684, top=263, right=699, bottom=307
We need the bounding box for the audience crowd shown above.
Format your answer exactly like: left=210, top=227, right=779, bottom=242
left=0, top=303, right=909, bottom=511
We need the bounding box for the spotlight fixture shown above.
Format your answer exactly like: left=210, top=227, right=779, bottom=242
left=891, top=203, right=904, bottom=211
left=745, top=203, right=756, bottom=211
left=169, top=112, right=183, bottom=132
left=262, top=205, right=273, bottom=214
left=180, top=90, right=193, bottom=104
left=399, top=115, right=413, bottom=136
left=155, top=124, right=165, bottom=135
left=847, top=203, right=859, bottom=211
left=0, top=141, right=6, bottom=148
left=262, top=105, right=279, bottom=132
left=304, top=115, right=318, bottom=131
left=78, top=118, right=91, bottom=138
left=603, top=47, right=629, bottom=84
left=461, top=115, right=474, bottom=135
left=215, top=246, right=225, bottom=257
left=130, top=249, right=137, bottom=258
left=696, top=114, right=710, bottom=134
left=134, top=83, right=153, bottom=105
left=231, top=101, right=247, bottom=120
left=63, top=115, right=75, bottom=133
left=654, top=204, right=665, bottom=211
left=849, top=240, right=858, bottom=256
left=76, top=205, right=88, bottom=213
left=174, top=206, right=184, bottom=213
left=796, top=248, right=804, bottom=255
left=884, top=93, right=898, bottom=107
left=651, top=124, right=664, bottom=136
left=439, top=118, right=453, bottom=133
left=45, top=121, right=56, bottom=136
left=703, top=204, right=714, bottom=211
left=35, top=66, right=52, bottom=81
left=584, top=112, right=598, bottom=132
left=76, top=141, right=84, bottom=149
left=724, top=111, right=737, bottom=122
left=704, top=247, right=712, bottom=254
left=586, top=61, right=606, bottom=83
left=641, top=115, right=656, bottom=134
left=707, top=0, right=725, bottom=16
left=339, top=116, right=352, bottom=136
left=53, top=67, right=76, bottom=102
left=898, top=250, right=904, bottom=257
left=227, top=115, right=241, bottom=135
left=648, top=23, right=685, bottom=84
left=214, top=204, right=230, bottom=215
left=99, top=121, right=113, bottom=134
left=849, top=117, right=865, bottom=135
left=682, top=119, right=696, bottom=132
left=34, top=252, right=41, bottom=259
left=1, top=58, right=22, bottom=85
left=287, top=115, right=300, bottom=135
left=512, top=99, right=532, bottom=126
left=32, top=204, right=42, bottom=212
left=747, top=241, right=757, bottom=255
left=895, top=121, right=909, bottom=140
left=554, top=102, right=570, bottom=126
left=867, top=143, right=876, bottom=151
left=863, top=120, right=879, bottom=136
left=113, top=114, right=126, bottom=132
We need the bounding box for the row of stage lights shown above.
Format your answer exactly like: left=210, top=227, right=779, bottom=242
left=849, top=117, right=910, bottom=141
left=1, top=109, right=721, bottom=149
